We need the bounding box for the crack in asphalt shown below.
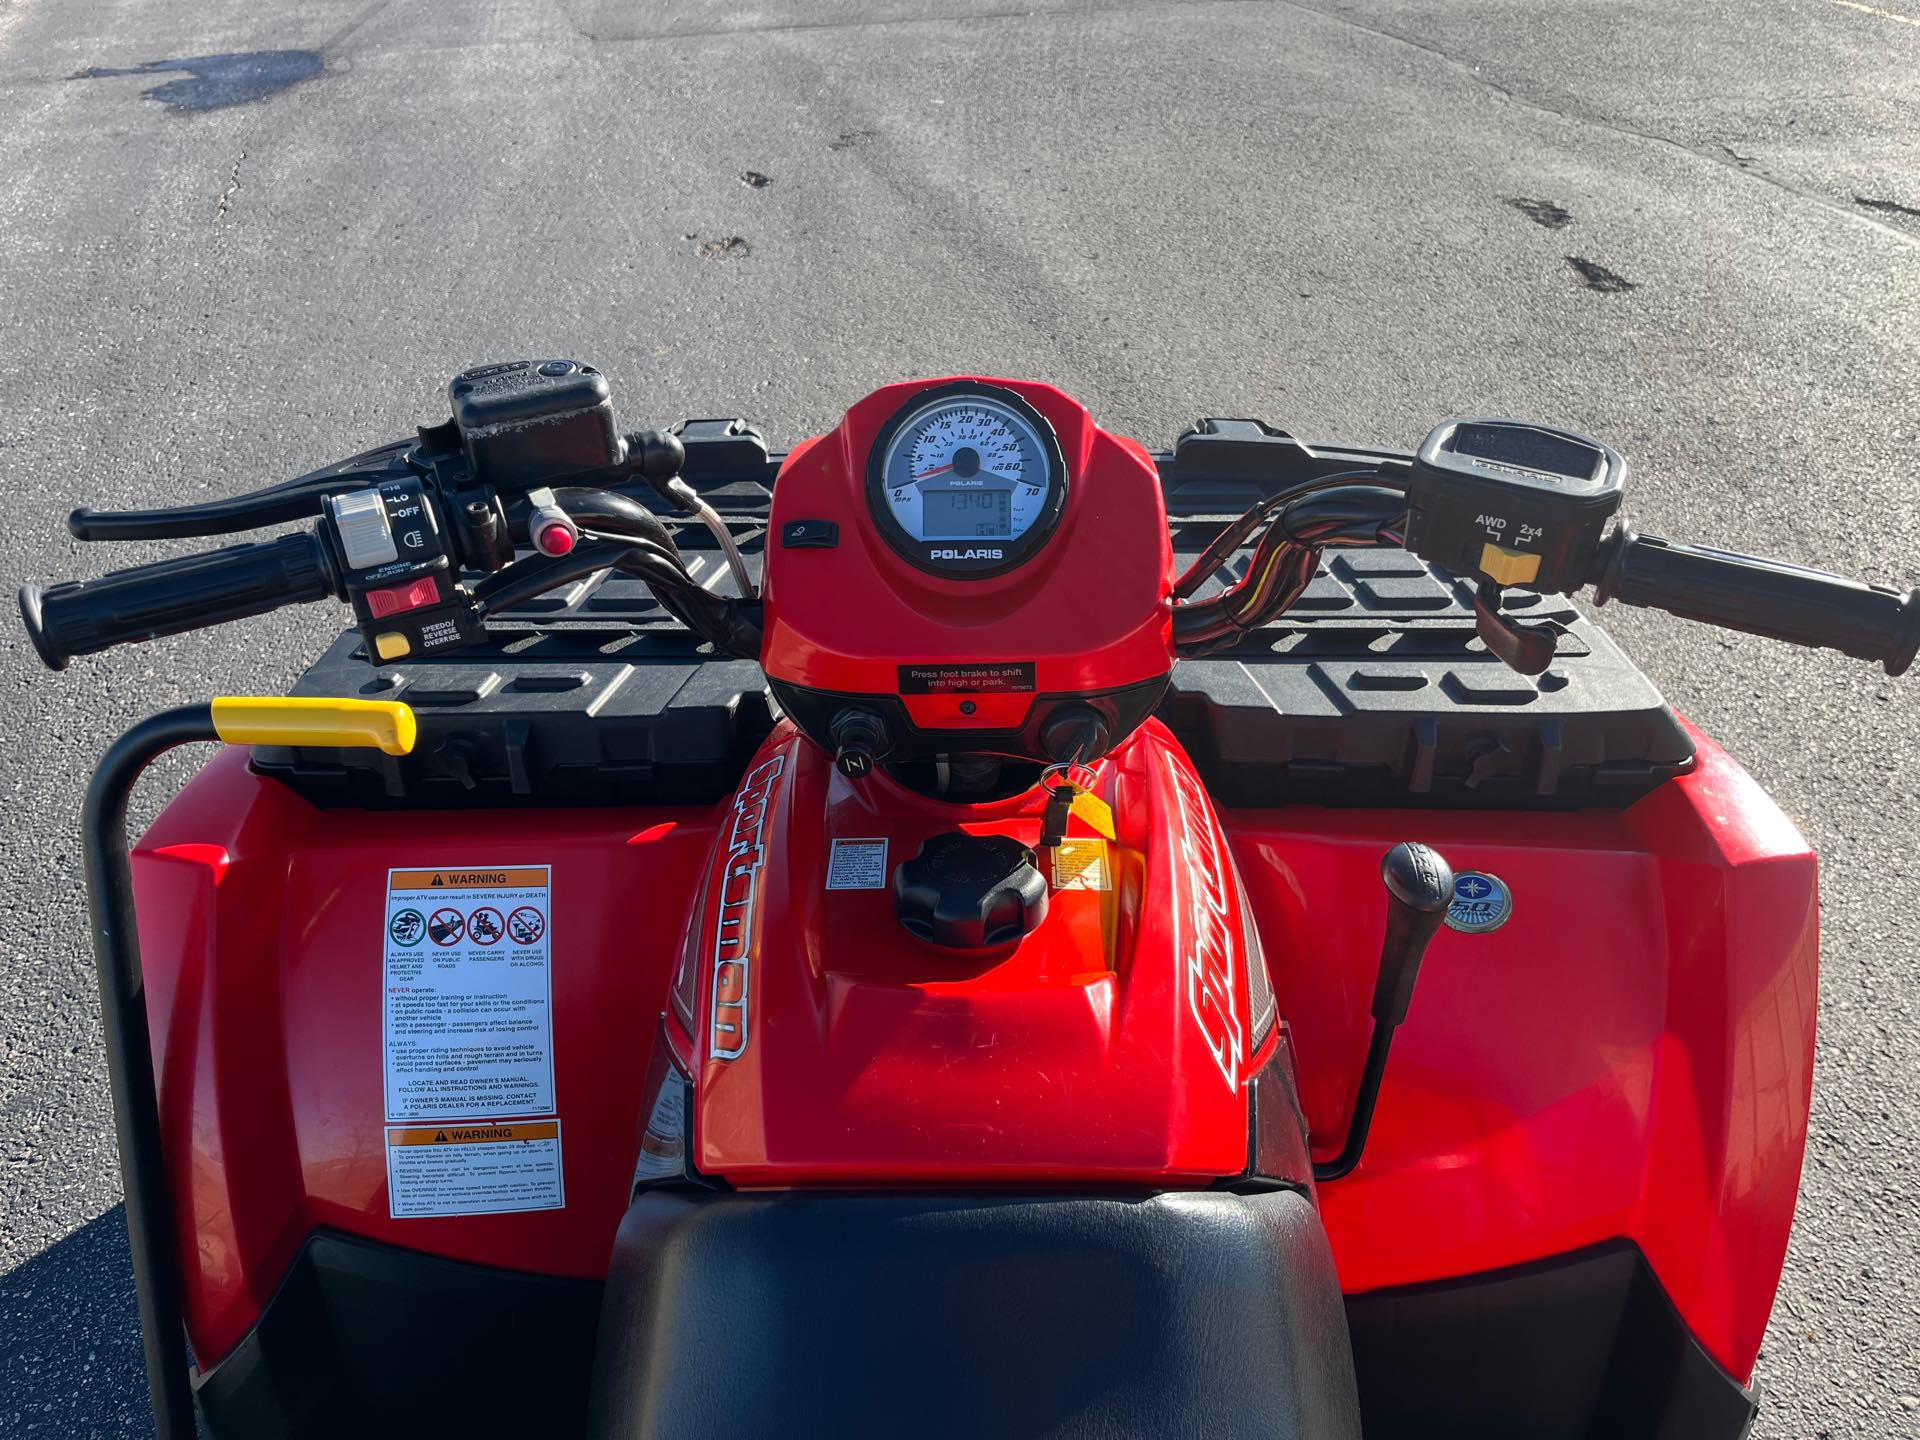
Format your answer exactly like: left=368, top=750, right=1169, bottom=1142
left=548, top=0, right=1920, bottom=263
left=215, top=148, right=245, bottom=220
left=5, top=1, right=1274, bottom=85
left=1275, top=0, right=1920, bottom=254
left=753, top=39, right=1144, bottom=399
left=564, top=0, right=1217, bottom=46
left=1824, top=0, right=1920, bottom=26
left=319, top=0, right=390, bottom=52
left=1856, top=194, right=1920, bottom=219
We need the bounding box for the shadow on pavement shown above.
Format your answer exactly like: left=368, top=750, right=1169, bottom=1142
left=70, top=51, right=326, bottom=112
left=1, top=1206, right=152, bottom=1437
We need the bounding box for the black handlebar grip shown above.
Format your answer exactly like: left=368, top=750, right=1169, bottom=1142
left=1594, top=528, right=1920, bottom=676
left=18, top=532, right=338, bottom=670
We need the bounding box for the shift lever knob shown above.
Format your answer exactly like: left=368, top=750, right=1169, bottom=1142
left=1371, top=842, right=1454, bottom=1027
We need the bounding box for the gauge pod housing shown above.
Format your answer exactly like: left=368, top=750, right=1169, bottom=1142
left=864, top=381, right=1069, bottom=579
left=760, top=376, right=1176, bottom=765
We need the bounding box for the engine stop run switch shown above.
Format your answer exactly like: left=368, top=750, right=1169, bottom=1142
left=365, top=576, right=441, bottom=619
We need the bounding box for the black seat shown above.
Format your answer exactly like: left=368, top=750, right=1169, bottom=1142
left=587, top=1187, right=1362, bottom=1439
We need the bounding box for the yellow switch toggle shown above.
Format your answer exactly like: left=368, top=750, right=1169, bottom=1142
left=373, top=631, right=412, bottom=661
left=1479, top=543, right=1542, bottom=587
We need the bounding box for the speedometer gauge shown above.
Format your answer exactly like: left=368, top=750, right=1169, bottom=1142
left=866, top=382, right=1068, bottom=577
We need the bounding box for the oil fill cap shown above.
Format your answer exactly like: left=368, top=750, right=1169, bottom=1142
left=893, top=832, right=1048, bottom=950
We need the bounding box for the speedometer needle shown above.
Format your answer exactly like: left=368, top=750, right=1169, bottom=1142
left=912, top=463, right=954, bottom=480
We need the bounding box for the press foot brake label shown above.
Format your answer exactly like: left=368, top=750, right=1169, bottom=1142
left=386, top=1120, right=564, bottom=1218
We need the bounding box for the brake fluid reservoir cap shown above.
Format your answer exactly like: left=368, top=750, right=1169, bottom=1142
left=892, top=831, right=1048, bottom=950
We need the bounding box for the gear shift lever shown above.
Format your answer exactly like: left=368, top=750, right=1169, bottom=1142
left=1314, top=842, right=1454, bottom=1182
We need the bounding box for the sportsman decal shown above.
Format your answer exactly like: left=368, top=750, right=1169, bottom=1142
left=709, top=753, right=787, bottom=1061
left=1166, top=754, right=1244, bottom=1091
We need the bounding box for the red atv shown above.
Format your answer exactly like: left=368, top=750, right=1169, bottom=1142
left=21, top=364, right=1917, bottom=1439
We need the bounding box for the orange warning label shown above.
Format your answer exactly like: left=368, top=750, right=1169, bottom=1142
left=389, top=867, right=550, bottom=890
left=384, top=1117, right=565, bottom=1217
left=388, top=1120, right=561, bottom=1147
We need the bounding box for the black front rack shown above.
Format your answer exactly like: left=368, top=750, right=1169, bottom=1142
left=252, top=416, right=1691, bottom=813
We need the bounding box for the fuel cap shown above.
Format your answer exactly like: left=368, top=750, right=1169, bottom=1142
left=892, top=832, right=1048, bottom=950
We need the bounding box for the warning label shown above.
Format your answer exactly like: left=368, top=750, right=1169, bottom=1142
left=826, top=838, right=889, bottom=891
left=384, top=866, right=555, bottom=1121
left=385, top=1119, right=564, bottom=1218
left=1051, top=838, right=1111, bottom=892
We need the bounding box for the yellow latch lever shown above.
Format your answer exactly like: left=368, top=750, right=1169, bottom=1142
left=210, top=697, right=417, bottom=756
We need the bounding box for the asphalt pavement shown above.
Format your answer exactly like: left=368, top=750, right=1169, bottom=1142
left=2, top=0, right=1916, bottom=1434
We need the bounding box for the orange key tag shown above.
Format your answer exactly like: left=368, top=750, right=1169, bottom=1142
left=1069, top=789, right=1117, bottom=841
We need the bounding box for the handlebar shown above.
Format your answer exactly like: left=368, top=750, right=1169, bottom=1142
left=14, top=356, right=751, bottom=669
left=23, top=468, right=1915, bottom=678
left=19, top=534, right=338, bottom=670
left=14, top=376, right=1916, bottom=686
left=1594, top=527, right=1920, bottom=677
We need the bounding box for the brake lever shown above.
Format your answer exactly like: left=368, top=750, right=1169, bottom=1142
left=67, top=439, right=418, bottom=542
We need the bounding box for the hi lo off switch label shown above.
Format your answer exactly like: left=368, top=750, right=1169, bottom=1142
left=383, top=866, right=562, bottom=1218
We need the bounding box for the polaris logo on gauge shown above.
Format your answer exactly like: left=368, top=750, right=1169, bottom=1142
left=1445, top=871, right=1512, bottom=934
left=929, top=547, right=1004, bottom=561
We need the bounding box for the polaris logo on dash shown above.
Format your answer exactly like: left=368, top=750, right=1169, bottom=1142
left=930, top=547, right=1003, bottom=560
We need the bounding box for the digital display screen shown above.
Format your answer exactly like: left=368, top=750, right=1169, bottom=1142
left=921, top=487, right=1012, bottom=539
left=1450, top=423, right=1601, bottom=487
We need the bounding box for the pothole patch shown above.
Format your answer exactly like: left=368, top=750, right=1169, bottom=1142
left=1506, top=197, right=1572, bottom=230
left=1566, top=256, right=1635, bottom=293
